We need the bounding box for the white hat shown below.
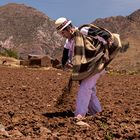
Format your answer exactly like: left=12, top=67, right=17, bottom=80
left=55, top=17, right=72, bottom=31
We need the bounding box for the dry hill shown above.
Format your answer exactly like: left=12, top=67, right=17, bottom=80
left=0, top=3, right=64, bottom=59
left=0, top=3, right=139, bottom=72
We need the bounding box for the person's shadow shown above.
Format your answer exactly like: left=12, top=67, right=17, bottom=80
left=42, top=110, right=74, bottom=118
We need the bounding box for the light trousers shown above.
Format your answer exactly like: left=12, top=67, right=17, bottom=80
left=74, top=70, right=105, bottom=117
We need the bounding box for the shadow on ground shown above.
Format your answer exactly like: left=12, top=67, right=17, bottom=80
left=42, top=110, right=74, bottom=118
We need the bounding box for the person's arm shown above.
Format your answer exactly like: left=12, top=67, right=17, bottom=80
left=61, top=48, right=69, bottom=67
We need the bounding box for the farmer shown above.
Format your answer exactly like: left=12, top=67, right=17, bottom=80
left=55, top=17, right=121, bottom=119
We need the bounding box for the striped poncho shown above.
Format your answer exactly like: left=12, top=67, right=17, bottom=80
left=71, top=24, right=122, bottom=81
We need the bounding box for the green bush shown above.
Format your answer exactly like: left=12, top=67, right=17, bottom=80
left=0, top=49, right=18, bottom=59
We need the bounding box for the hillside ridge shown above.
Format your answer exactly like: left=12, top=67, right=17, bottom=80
left=0, top=3, right=139, bottom=71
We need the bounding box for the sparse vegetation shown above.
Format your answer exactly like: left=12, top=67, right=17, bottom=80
left=0, top=49, right=18, bottom=59
left=105, top=132, right=115, bottom=140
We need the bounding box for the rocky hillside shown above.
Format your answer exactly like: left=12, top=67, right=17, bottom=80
left=0, top=3, right=64, bottom=59
left=0, top=3, right=139, bottom=72
left=93, top=9, right=140, bottom=72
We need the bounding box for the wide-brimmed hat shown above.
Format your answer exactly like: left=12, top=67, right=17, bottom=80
left=55, top=17, right=72, bottom=31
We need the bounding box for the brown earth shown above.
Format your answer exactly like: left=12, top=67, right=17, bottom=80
left=0, top=65, right=139, bottom=140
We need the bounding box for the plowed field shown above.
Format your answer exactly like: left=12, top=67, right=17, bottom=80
left=0, top=66, right=139, bottom=140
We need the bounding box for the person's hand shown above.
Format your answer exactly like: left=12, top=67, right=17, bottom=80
left=107, top=38, right=113, bottom=46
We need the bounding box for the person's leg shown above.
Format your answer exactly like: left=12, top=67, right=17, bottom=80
left=74, top=80, right=92, bottom=117
left=88, top=86, right=102, bottom=115
left=87, top=71, right=105, bottom=115
left=74, top=70, right=105, bottom=117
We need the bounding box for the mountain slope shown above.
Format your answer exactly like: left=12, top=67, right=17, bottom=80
left=0, top=3, right=139, bottom=72
left=0, top=3, right=64, bottom=59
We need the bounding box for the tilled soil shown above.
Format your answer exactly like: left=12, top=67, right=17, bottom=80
left=0, top=65, right=139, bottom=140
